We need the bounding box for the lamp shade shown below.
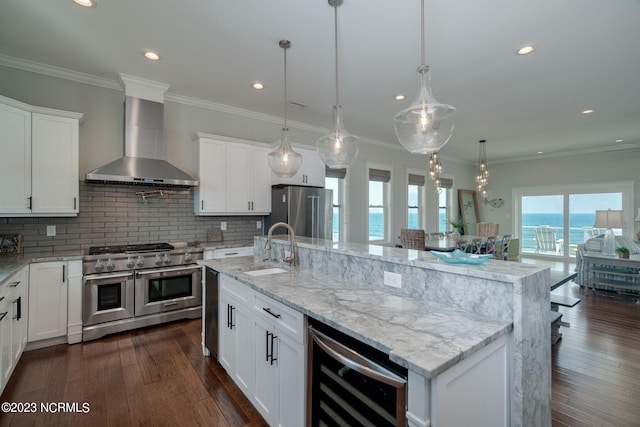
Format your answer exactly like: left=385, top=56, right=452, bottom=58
left=593, top=209, right=624, bottom=229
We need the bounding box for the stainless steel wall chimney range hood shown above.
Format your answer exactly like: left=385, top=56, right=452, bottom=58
left=85, top=75, right=198, bottom=187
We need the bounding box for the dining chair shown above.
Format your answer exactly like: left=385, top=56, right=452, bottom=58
left=482, top=236, right=498, bottom=255
left=400, top=229, right=426, bottom=250
left=477, top=222, right=499, bottom=237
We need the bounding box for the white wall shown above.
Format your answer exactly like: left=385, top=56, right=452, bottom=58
left=483, top=150, right=640, bottom=236
left=5, top=64, right=637, bottom=242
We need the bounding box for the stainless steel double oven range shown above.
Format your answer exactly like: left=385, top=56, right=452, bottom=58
left=82, top=243, right=203, bottom=341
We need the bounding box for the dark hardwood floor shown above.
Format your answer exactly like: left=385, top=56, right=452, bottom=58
left=552, top=283, right=640, bottom=426
left=1, top=283, right=639, bottom=426
left=0, top=320, right=268, bottom=427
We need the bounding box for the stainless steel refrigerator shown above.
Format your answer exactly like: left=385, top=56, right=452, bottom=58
left=265, top=186, right=333, bottom=239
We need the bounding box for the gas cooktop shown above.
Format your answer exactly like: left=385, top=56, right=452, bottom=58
left=88, top=243, right=175, bottom=256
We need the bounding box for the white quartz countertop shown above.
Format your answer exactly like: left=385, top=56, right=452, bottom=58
left=202, top=256, right=513, bottom=378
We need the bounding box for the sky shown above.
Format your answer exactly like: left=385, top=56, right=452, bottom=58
left=522, top=193, right=622, bottom=214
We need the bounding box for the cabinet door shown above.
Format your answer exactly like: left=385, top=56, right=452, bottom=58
left=226, top=143, right=252, bottom=213
left=28, top=262, right=68, bottom=342
left=194, top=138, right=227, bottom=214
left=31, top=113, right=79, bottom=214
left=249, top=147, right=271, bottom=214
left=219, top=291, right=253, bottom=396
left=0, top=294, right=12, bottom=390
left=0, top=102, right=31, bottom=214
left=252, top=315, right=278, bottom=425
left=10, top=267, right=28, bottom=364
left=276, top=332, right=305, bottom=427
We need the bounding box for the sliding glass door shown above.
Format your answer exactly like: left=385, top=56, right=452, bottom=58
left=514, top=182, right=633, bottom=258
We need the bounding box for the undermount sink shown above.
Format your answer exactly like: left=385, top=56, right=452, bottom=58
left=244, top=267, right=288, bottom=276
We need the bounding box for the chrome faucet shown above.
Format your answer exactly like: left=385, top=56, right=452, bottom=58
left=265, top=222, right=297, bottom=266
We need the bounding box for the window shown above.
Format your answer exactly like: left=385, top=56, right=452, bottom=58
left=407, top=171, right=426, bottom=229
left=514, top=182, right=633, bottom=258
left=437, top=177, right=454, bottom=232
left=325, top=167, right=346, bottom=242
left=368, top=166, right=391, bottom=242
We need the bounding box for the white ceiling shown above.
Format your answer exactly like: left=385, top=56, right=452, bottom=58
left=1, top=0, right=639, bottom=163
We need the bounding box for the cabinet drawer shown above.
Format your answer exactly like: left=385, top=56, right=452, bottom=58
left=206, top=246, right=253, bottom=259
left=220, top=275, right=251, bottom=306
left=254, top=292, right=304, bottom=344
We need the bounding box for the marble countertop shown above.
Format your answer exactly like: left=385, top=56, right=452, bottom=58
left=0, top=251, right=84, bottom=286
left=202, top=256, right=513, bottom=379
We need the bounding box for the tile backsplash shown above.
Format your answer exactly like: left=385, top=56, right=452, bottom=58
left=0, top=182, right=264, bottom=256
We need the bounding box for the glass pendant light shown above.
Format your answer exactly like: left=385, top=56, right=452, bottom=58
left=475, top=139, right=489, bottom=200
left=394, top=0, right=455, bottom=154
left=316, top=0, right=360, bottom=169
left=268, top=40, right=303, bottom=178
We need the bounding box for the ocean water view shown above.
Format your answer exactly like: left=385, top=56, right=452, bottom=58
left=361, top=212, right=602, bottom=254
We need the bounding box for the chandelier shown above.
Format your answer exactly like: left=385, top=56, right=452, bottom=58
left=428, top=151, right=443, bottom=192
left=268, top=40, right=303, bottom=178
left=476, top=139, right=489, bottom=199
left=393, top=0, right=455, bottom=154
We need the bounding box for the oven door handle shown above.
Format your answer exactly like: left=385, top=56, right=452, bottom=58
left=84, top=272, right=134, bottom=282
left=135, top=266, right=201, bottom=277
left=309, top=326, right=406, bottom=388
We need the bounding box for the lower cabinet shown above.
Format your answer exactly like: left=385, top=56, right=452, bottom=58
left=28, top=261, right=68, bottom=342
left=218, top=274, right=306, bottom=427
left=219, top=290, right=254, bottom=397
left=0, top=265, right=29, bottom=395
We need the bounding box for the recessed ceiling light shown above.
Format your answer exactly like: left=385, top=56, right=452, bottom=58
left=395, top=94, right=406, bottom=101
left=516, top=44, right=536, bottom=55
left=581, top=109, right=595, bottom=115
left=616, top=139, right=624, bottom=143
left=72, top=0, right=96, bottom=7
left=537, top=151, right=544, bottom=155
left=144, top=51, right=160, bottom=61
left=252, top=82, right=264, bottom=90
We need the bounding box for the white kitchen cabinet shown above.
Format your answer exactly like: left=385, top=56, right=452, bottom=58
left=226, top=142, right=271, bottom=213
left=216, top=274, right=306, bottom=427
left=194, top=133, right=271, bottom=215
left=218, top=275, right=254, bottom=397
left=270, top=146, right=326, bottom=187
left=0, top=265, right=29, bottom=394
left=204, top=246, right=253, bottom=260
left=0, top=100, right=31, bottom=214
left=31, top=113, right=79, bottom=214
left=0, top=95, right=82, bottom=217
left=251, top=291, right=305, bottom=427
left=28, top=261, right=68, bottom=342
left=194, top=138, right=226, bottom=214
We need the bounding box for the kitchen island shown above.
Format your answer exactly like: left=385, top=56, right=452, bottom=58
left=202, top=236, right=550, bottom=427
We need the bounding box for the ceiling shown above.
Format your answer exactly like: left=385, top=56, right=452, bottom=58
left=1, top=0, right=639, bottom=163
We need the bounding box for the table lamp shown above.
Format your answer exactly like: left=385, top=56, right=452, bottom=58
left=593, top=209, right=624, bottom=256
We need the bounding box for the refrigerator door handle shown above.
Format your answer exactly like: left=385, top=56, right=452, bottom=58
left=308, top=195, right=319, bottom=239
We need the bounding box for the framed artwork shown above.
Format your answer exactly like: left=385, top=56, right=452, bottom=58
left=458, top=190, right=479, bottom=235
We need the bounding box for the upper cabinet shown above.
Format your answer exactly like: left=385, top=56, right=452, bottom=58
left=194, top=133, right=271, bottom=215
left=0, top=95, right=82, bottom=217
left=270, top=146, right=326, bottom=187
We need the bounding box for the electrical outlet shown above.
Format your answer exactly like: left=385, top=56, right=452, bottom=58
left=46, top=225, right=56, bottom=237
left=220, top=221, right=227, bottom=231
left=256, top=221, right=261, bottom=229
left=384, top=271, right=402, bottom=289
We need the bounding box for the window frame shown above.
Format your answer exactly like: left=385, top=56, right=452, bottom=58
left=325, top=174, right=346, bottom=242
left=406, top=167, right=427, bottom=230
left=367, top=162, right=392, bottom=244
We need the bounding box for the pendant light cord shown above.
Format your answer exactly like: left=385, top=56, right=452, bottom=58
left=334, top=3, right=340, bottom=106
left=283, top=43, right=288, bottom=130
left=421, top=0, right=425, bottom=66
